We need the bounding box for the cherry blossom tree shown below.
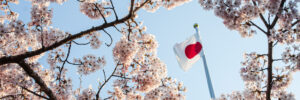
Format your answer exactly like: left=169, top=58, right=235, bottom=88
left=198, top=0, right=299, bottom=100
left=0, top=0, right=191, bottom=99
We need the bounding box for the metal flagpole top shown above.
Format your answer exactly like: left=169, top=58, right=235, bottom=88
left=194, top=23, right=199, bottom=28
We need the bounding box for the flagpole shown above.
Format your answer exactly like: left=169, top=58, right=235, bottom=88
left=194, top=24, right=216, bottom=100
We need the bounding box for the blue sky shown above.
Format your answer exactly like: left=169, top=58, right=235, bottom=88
left=11, top=0, right=300, bottom=99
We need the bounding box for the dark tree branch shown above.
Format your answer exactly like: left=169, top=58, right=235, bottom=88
left=270, top=0, right=286, bottom=29
left=127, top=21, right=132, bottom=41
left=102, top=69, right=107, bottom=81
left=57, top=42, right=72, bottom=82
left=291, top=19, right=299, bottom=27
left=266, top=1, right=286, bottom=100
left=133, top=0, right=150, bottom=13
left=95, top=62, right=120, bottom=100
left=281, top=19, right=299, bottom=33
left=112, top=75, right=132, bottom=79
left=104, top=96, right=112, bottom=100
left=94, top=3, right=108, bottom=24
left=129, top=0, right=135, bottom=15
left=58, top=56, right=83, bottom=66
left=21, top=86, right=48, bottom=99
left=252, top=0, right=269, bottom=29
left=17, top=60, right=57, bottom=100
left=109, top=0, right=118, bottom=20
left=273, top=58, right=283, bottom=61
left=72, top=41, right=90, bottom=45
left=266, top=41, right=273, bottom=100
left=0, top=0, right=146, bottom=65
left=249, top=21, right=268, bottom=35
left=0, top=94, right=24, bottom=99
left=102, top=29, right=113, bottom=47
left=273, top=40, right=278, bottom=47
left=251, top=68, right=268, bottom=72
left=113, top=25, right=121, bottom=32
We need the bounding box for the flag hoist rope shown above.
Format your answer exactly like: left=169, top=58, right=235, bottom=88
left=194, top=23, right=216, bottom=99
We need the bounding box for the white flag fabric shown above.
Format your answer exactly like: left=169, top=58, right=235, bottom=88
left=173, top=33, right=203, bottom=71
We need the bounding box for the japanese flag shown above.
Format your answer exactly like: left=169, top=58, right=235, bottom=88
left=173, top=33, right=203, bottom=71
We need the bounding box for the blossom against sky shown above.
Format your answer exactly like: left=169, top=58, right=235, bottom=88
left=8, top=0, right=300, bottom=99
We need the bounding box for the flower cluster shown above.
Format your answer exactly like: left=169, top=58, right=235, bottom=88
left=0, top=0, right=19, bottom=23
left=199, top=0, right=299, bottom=39
left=85, top=31, right=102, bottom=49
left=80, top=0, right=111, bottom=19
left=113, top=36, right=139, bottom=68
left=281, top=45, right=300, bottom=72
left=38, top=28, right=68, bottom=47
left=141, top=0, right=191, bottom=12
left=240, top=52, right=266, bottom=82
left=29, top=5, right=53, bottom=26
left=144, top=77, right=186, bottom=100
left=133, top=57, right=167, bottom=92
left=74, top=54, right=106, bottom=75
left=77, top=86, right=96, bottom=100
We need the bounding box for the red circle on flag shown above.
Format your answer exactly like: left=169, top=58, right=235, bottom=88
left=185, top=42, right=202, bottom=59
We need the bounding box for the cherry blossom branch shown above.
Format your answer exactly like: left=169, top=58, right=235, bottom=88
left=291, top=19, right=299, bottom=27
left=0, top=94, right=24, bottom=99
left=17, top=60, right=57, bottom=100
left=103, top=96, right=112, bottom=100
left=103, top=69, right=107, bottom=81
left=250, top=68, right=268, bottom=72
left=57, top=42, right=72, bottom=82
left=112, top=75, right=132, bottom=79
left=20, top=86, right=48, bottom=99
left=102, top=29, right=113, bottom=47
left=269, top=0, right=286, bottom=30
left=266, top=36, right=274, bottom=100
left=109, top=0, right=118, bottom=20
left=94, top=3, right=108, bottom=24
left=0, top=0, right=146, bottom=65
left=133, top=0, right=150, bottom=13
left=248, top=21, right=267, bottom=35
left=72, top=41, right=90, bottom=45
left=273, top=40, right=279, bottom=47
left=113, top=25, right=121, bottom=32
left=95, top=62, right=120, bottom=100
left=281, top=19, right=299, bottom=33
left=266, top=1, right=286, bottom=100
left=58, top=56, right=83, bottom=65
left=252, top=0, right=269, bottom=28
left=273, top=58, right=283, bottom=62
left=36, top=25, right=45, bottom=49
left=127, top=21, right=132, bottom=41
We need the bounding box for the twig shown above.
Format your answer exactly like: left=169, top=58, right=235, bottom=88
left=269, top=0, right=286, bottom=29
left=249, top=21, right=267, bottom=35
left=272, top=40, right=278, bottom=47
left=21, top=86, right=48, bottom=99
left=95, top=62, right=120, bottom=100
left=252, top=0, right=269, bottom=29
left=273, top=58, right=283, bottom=61
left=109, top=0, right=118, bottom=20
left=94, top=3, right=108, bottom=24
left=112, top=75, right=131, bottom=80
left=103, top=69, right=107, bottom=81
left=72, top=41, right=90, bottom=45
left=58, top=42, right=72, bottom=82
left=102, top=29, right=113, bottom=47
left=113, top=25, right=121, bottom=32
